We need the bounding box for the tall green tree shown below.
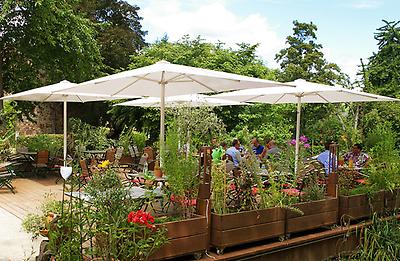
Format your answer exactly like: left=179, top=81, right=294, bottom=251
left=361, top=20, right=400, bottom=143
left=275, top=20, right=348, bottom=85
left=77, top=0, right=147, bottom=72
left=275, top=21, right=350, bottom=144
left=0, top=0, right=102, bottom=110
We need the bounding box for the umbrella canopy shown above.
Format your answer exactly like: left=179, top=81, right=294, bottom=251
left=214, top=79, right=399, bottom=173
left=56, top=60, right=291, bottom=154
left=1, top=80, right=118, bottom=103
left=114, top=94, right=249, bottom=108
left=1, top=80, right=126, bottom=168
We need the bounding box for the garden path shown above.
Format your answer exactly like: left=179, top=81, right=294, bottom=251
left=0, top=176, right=62, bottom=260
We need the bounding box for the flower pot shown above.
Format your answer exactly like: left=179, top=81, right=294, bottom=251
left=211, top=207, right=285, bottom=253
left=286, top=197, right=338, bottom=234
left=339, top=191, right=385, bottom=222
left=150, top=215, right=207, bottom=260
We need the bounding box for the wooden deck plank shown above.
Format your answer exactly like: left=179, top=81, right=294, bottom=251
left=0, top=177, right=63, bottom=219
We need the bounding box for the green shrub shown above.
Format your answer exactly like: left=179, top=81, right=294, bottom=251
left=17, top=134, right=63, bottom=156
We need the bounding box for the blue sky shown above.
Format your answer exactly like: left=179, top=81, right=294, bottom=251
left=131, top=0, right=398, bottom=80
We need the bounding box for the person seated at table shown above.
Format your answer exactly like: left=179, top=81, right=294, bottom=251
left=316, top=141, right=337, bottom=175
left=251, top=137, right=264, bottom=159
left=262, top=138, right=281, bottom=159
left=226, top=139, right=242, bottom=167
left=343, top=143, right=369, bottom=168
left=212, top=141, right=227, bottom=164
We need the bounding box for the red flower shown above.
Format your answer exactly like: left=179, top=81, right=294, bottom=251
left=127, top=210, right=155, bottom=229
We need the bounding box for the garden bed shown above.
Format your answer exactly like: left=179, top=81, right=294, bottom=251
left=286, top=197, right=338, bottom=234
left=385, top=188, right=400, bottom=212
left=150, top=215, right=207, bottom=260
left=338, top=191, right=385, bottom=222
left=210, top=207, right=285, bottom=253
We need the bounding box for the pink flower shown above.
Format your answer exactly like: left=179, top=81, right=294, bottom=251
left=304, top=143, right=311, bottom=149
left=289, top=139, right=296, bottom=146
left=299, top=135, right=308, bottom=143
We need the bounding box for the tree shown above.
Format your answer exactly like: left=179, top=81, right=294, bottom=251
left=275, top=20, right=348, bottom=85
left=77, top=0, right=147, bottom=72
left=360, top=20, right=400, bottom=143
left=0, top=0, right=102, bottom=110
left=275, top=21, right=351, bottom=144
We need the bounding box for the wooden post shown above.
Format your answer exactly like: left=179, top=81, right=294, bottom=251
left=196, top=146, right=212, bottom=250
left=327, top=143, right=338, bottom=197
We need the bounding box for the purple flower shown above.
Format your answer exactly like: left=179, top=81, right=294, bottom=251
left=299, top=135, right=308, bottom=143
left=289, top=139, right=296, bottom=146
left=304, top=143, right=311, bottom=149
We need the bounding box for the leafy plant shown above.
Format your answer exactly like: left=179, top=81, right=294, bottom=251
left=117, top=125, right=147, bottom=154
left=69, top=118, right=112, bottom=153
left=349, top=214, right=400, bottom=260
left=17, top=134, right=63, bottom=156
left=163, top=121, right=199, bottom=219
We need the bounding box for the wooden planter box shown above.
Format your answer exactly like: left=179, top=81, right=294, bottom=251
left=286, top=197, right=338, bottom=234
left=118, top=155, right=134, bottom=164
left=150, top=215, right=207, bottom=260
left=211, top=207, right=285, bottom=252
left=339, top=191, right=385, bottom=222
left=385, top=188, right=400, bottom=212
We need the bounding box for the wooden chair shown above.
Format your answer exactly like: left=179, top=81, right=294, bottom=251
left=0, top=163, right=16, bottom=193
left=105, top=148, right=116, bottom=163
left=32, top=150, right=50, bottom=176
left=79, top=160, right=91, bottom=185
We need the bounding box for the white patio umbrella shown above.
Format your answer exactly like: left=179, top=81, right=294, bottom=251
left=1, top=80, right=125, bottom=171
left=114, top=94, right=249, bottom=107
left=214, top=79, right=400, bottom=173
left=55, top=61, right=292, bottom=152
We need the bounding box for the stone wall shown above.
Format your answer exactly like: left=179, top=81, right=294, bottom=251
left=16, top=103, right=63, bottom=136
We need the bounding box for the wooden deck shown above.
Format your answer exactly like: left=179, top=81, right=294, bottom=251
left=0, top=176, right=63, bottom=219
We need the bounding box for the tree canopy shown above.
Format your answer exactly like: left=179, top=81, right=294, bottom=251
left=275, top=20, right=348, bottom=85
left=0, top=0, right=102, bottom=109
left=77, top=0, right=147, bottom=72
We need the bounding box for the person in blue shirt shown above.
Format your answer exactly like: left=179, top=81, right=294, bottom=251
left=226, top=138, right=242, bottom=167
left=317, top=142, right=337, bottom=175
left=251, top=137, right=264, bottom=159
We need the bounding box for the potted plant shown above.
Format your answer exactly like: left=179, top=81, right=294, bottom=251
left=150, top=124, right=207, bottom=260
left=285, top=157, right=338, bottom=235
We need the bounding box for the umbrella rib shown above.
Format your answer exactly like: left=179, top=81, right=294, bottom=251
left=111, top=74, right=150, bottom=96
left=315, top=93, right=331, bottom=103
left=42, top=93, right=53, bottom=102
left=165, top=74, right=186, bottom=83
left=242, top=94, right=265, bottom=103
left=185, top=75, right=217, bottom=92
left=75, top=95, right=84, bottom=103
left=273, top=94, right=287, bottom=104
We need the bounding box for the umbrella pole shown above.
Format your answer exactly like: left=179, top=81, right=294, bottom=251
left=160, top=81, right=166, bottom=166
left=294, top=96, right=302, bottom=175
left=63, top=100, right=67, bottom=167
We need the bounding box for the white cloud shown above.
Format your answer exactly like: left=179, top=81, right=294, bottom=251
left=136, top=0, right=285, bottom=67
left=350, top=0, right=383, bottom=9
left=133, top=0, right=361, bottom=80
